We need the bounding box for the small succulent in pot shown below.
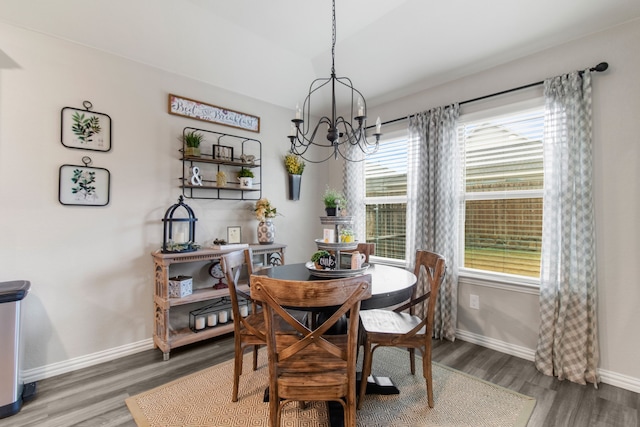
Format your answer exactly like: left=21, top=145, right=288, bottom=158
left=182, top=130, right=204, bottom=157
left=311, top=250, right=336, bottom=270
left=323, top=187, right=347, bottom=216
left=238, top=168, right=255, bottom=178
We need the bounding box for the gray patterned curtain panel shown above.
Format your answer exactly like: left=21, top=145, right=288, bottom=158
left=535, top=70, right=599, bottom=386
left=408, top=105, right=460, bottom=341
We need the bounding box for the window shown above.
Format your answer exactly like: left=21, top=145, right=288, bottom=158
left=364, top=136, right=408, bottom=261
left=458, top=101, right=544, bottom=279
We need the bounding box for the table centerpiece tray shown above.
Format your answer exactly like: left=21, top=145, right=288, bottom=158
left=319, top=216, right=353, bottom=225
left=314, top=239, right=359, bottom=251
left=305, top=261, right=370, bottom=278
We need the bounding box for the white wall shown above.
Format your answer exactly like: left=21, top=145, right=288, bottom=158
left=0, top=22, right=324, bottom=376
left=371, top=19, right=640, bottom=388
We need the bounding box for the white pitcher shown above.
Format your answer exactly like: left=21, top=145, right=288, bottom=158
left=350, top=251, right=366, bottom=269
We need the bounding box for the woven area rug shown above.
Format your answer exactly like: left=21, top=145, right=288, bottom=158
left=126, top=347, right=535, bottom=427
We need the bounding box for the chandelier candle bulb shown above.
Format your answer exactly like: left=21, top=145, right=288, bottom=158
left=376, top=117, right=381, bottom=134
left=358, top=97, right=364, bottom=117
left=295, top=104, right=301, bottom=120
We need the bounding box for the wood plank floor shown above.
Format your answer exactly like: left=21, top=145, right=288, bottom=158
left=1, top=335, right=638, bottom=427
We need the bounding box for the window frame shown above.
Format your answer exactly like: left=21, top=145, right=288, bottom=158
left=363, top=132, right=409, bottom=265
left=457, top=98, right=545, bottom=288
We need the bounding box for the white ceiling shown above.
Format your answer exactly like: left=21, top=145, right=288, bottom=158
left=1, top=0, right=639, bottom=111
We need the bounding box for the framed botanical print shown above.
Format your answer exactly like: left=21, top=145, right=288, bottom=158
left=59, top=163, right=111, bottom=206
left=61, top=104, right=112, bottom=152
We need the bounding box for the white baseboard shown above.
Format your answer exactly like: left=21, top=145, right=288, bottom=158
left=455, top=329, right=640, bottom=393
left=22, top=338, right=154, bottom=384
left=456, top=329, right=536, bottom=361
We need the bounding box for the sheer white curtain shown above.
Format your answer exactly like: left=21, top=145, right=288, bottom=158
left=343, top=144, right=366, bottom=241
left=407, top=105, right=460, bottom=341
left=535, top=70, right=599, bottom=385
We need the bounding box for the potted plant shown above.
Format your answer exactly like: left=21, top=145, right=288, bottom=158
left=182, top=130, right=204, bottom=157
left=284, top=153, right=305, bottom=200
left=254, top=198, right=279, bottom=244
left=340, top=228, right=355, bottom=243
left=310, top=250, right=333, bottom=270
left=284, top=153, right=305, bottom=175
left=237, top=168, right=254, bottom=189
left=323, top=187, right=346, bottom=216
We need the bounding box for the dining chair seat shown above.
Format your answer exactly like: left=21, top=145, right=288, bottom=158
left=357, top=250, right=446, bottom=410
left=359, top=309, right=426, bottom=336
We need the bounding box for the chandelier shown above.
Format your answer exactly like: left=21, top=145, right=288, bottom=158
left=287, top=0, right=382, bottom=163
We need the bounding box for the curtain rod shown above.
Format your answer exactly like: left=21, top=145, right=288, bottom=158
left=372, top=61, right=609, bottom=129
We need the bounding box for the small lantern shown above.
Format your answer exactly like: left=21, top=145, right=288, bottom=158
left=162, top=196, right=198, bottom=253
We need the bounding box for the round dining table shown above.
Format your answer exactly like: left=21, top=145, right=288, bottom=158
left=253, top=262, right=417, bottom=310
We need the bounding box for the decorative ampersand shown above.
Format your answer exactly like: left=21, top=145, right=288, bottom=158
left=191, top=166, right=203, bottom=186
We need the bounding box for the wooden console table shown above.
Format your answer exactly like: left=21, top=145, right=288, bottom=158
left=151, top=243, right=286, bottom=360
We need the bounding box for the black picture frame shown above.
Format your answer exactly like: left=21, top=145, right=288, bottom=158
left=61, top=106, right=112, bottom=152
left=213, top=145, right=234, bottom=161
left=58, top=164, right=111, bottom=206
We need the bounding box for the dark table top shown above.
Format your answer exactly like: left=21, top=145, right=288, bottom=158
left=254, top=262, right=416, bottom=310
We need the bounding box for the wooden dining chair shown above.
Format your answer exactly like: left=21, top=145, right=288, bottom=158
left=220, top=248, right=266, bottom=402
left=250, top=274, right=372, bottom=427
left=357, top=250, right=446, bottom=409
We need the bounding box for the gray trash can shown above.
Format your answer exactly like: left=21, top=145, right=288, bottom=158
left=0, top=280, right=34, bottom=419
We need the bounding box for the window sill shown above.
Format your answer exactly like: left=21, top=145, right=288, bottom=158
left=369, top=256, right=407, bottom=269
left=458, top=268, right=540, bottom=295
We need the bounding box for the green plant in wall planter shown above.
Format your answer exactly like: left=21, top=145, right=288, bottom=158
left=182, top=130, right=204, bottom=157
left=237, top=168, right=255, bottom=189
left=238, top=168, right=255, bottom=178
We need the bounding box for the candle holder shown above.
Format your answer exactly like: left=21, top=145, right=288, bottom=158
left=189, top=297, right=250, bottom=332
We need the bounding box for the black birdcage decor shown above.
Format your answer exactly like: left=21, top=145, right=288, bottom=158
left=162, top=196, right=198, bottom=253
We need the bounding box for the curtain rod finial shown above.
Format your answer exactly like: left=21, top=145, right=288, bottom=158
left=592, top=62, right=608, bottom=72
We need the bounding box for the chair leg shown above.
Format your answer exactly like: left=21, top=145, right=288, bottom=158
left=409, top=347, right=416, bottom=375
left=252, top=344, right=259, bottom=371
left=232, top=340, right=242, bottom=402
left=423, top=346, right=433, bottom=408
left=357, top=338, right=373, bottom=410
left=270, top=393, right=281, bottom=427
left=346, top=394, right=356, bottom=427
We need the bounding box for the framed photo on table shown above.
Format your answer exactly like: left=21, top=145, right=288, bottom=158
left=227, top=226, right=241, bottom=244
